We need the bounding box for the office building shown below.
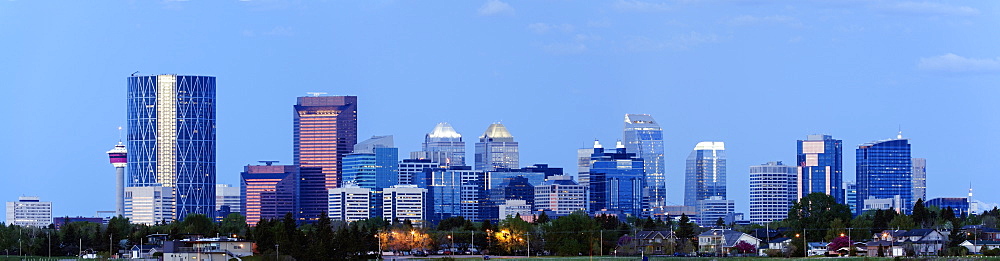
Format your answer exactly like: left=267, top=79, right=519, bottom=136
left=414, top=122, right=466, bottom=166
left=6, top=196, right=53, bottom=227
left=912, top=158, right=927, bottom=202
left=328, top=185, right=371, bottom=222
left=926, top=197, right=969, bottom=217
left=293, top=95, right=357, bottom=222
left=863, top=195, right=904, bottom=213
left=125, top=187, right=175, bottom=225
left=475, top=123, right=518, bottom=171
left=398, top=159, right=439, bottom=186
left=240, top=164, right=298, bottom=226
left=856, top=134, right=912, bottom=214
left=215, top=184, right=241, bottom=220
left=127, top=74, right=216, bottom=220
left=533, top=175, right=587, bottom=216
left=383, top=185, right=428, bottom=227
left=796, top=135, right=844, bottom=204
left=486, top=164, right=561, bottom=191
left=107, top=141, right=127, bottom=217
left=342, top=136, right=399, bottom=189
left=498, top=200, right=532, bottom=220
left=845, top=181, right=858, bottom=213
left=749, top=161, right=796, bottom=224
left=623, top=114, right=667, bottom=211
left=587, top=140, right=646, bottom=217
left=576, top=148, right=592, bottom=186
left=484, top=176, right=535, bottom=221
left=685, top=142, right=727, bottom=207
left=697, top=196, right=735, bottom=227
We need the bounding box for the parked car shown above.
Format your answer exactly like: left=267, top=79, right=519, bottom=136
left=413, top=250, right=428, bottom=257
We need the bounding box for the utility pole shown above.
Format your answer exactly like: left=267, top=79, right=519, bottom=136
left=599, top=230, right=603, bottom=256
left=526, top=232, right=530, bottom=258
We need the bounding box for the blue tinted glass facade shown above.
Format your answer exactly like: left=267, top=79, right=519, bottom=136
left=127, top=75, right=216, bottom=221
left=684, top=142, right=726, bottom=207
left=925, top=197, right=969, bottom=217
left=588, top=146, right=646, bottom=217
left=623, top=114, right=667, bottom=212
left=856, top=138, right=912, bottom=215
left=796, top=135, right=844, bottom=204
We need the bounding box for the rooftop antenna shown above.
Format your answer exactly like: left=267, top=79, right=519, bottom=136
left=131, top=71, right=139, bottom=76
left=306, top=92, right=327, bottom=97
left=258, top=161, right=279, bottom=166
left=117, top=126, right=123, bottom=143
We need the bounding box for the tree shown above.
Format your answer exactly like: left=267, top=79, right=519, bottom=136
left=535, top=211, right=550, bottom=224
left=828, top=236, right=851, bottom=252
left=715, top=217, right=725, bottom=229
left=219, top=213, right=247, bottom=237
left=888, top=214, right=916, bottom=230
left=541, top=211, right=597, bottom=256
left=786, top=192, right=852, bottom=242
left=734, top=240, right=756, bottom=254
left=178, top=214, right=215, bottom=235
left=912, top=198, right=930, bottom=228
left=675, top=214, right=695, bottom=239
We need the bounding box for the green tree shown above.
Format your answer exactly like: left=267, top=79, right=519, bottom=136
left=178, top=214, right=215, bottom=235
left=535, top=211, right=550, bottom=224
left=675, top=213, right=696, bottom=239
left=309, top=213, right=334, bottom=260
left=785, top=192, right=852, bottom=242
left=888, top=214, right=916, bottom=230
left=219, top=213, right=247, bottom=237
left=541, top=211, right=597, bottom=256
left=912, top=198, right=930, bottom=228
left=715, top=217, right=725, bottom=228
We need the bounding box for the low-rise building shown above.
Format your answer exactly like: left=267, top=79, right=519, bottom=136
left=634, top=230, right=677, bottom=255
left=697, top=229, right=761, bottom=254
left=161, top=237, right=253, bottom=261
left=6, top=196, right=53, bottom=227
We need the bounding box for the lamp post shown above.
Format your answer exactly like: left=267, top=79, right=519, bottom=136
left=375, top=233, right=382, bottom=259
left=275, top=244, right=279, bottom=261
left=448, top=234, right=453, bottom=255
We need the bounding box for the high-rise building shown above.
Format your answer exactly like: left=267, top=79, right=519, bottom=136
left=127, top=74, right=216, bottom=220
left=240, top=164, right=298, bottom=226
left=796, top=135, right=844, bottom=204
left=6, top=196, right=53, bottom=227
left=623, top=114, right=667, bottom=211
left=534, top=175, right=587, bottom=217
left=498, top=200, right=532, bottom=220
left=576, top=148, right=592, bottom=186
left=398, top=159, right=439, bottom=186
left=856, top=134, right=912, bottom=215
left=343, top=135, right=399, bottom=189
left=414, top=122, right=466, bottom=166
left=328, top=185, right=371, bottom=222
left=424, top=166, right=486, bottom=222
left=485, top=164, right=561, bottom=191
left=475, top=123, right=518, bottom=171
left=844, top=181, right=858, bottom=213
left=697, top=196, right=735, bottom=227
left=684, top=142, right=726, bottom=207
left=383, top=185, right=428, bottom=227
left=293, top=95, right=357, bottom=222
left=484, top=176, right=535, bottom=221
left=107, top=141, right=127, bottom=217
left=125, top=187, right=175, bottom=225
left=587, top=140, right=646, bottom=217
left=215, top=184, right=241, bottom=220
left=912, top=158, right=927, bottom=202
left=749, top=161, right=796, bottom=224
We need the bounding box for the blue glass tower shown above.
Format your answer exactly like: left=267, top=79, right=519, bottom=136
left=623, top=114, right=667, bottom=212
left=588, top=140, right=646, bottom=217
left=856, top=134, right=912, bottom=215
left=684, top=142, right=726, bottom=208
left=127, top=75, right=216, bottom=221
left=796, top=134, right=844, bottom=204
left=342, top=135, right=398, bottom=218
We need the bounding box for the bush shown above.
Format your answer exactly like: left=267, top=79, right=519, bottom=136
left=763, top=249, right=782, bottom=257
left=983, top=247, right=1000, bottom=256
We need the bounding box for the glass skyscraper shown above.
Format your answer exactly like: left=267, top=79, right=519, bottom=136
left=127, top=74, right=216, bottom=220
left=240, top=164, right=298, bottom=226
left=293, top=95, right=357, bottom=222
left=796, top=134, right=844, bottom=204
left=475, top=123, right=519, bottom=171
left=622, top=114, right=667, bottom=212
left=684, top=142, right=726, bottom=208
left=856, top=135, right=912, bottom=215
left=587, top=140, right=646, bottom=217
left=415, top=122, right=466, bottom=166
left=912, top=158, right=927, bottom=202
left=342, top=135, right=398, bottom=218
left=749, top=161, right=796, bottom=224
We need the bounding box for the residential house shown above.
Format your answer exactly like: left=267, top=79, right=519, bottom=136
left=960, top=240, right=1000, bottom=254
left=634, top=230, right=677, bottom=255
left=697, top=229, right=762, bottom=254
left=128, top=245, right=160, bottom=259
left=899, top=229, right=948, bottom=256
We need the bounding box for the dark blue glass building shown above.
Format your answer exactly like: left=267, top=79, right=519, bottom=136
left=127, top=75, right=216, bottom=221
left=856, top=136, right=912, bottom=215
left=588, top=140, right=646, bottom=217
left=796, top=135, right=844, bottom=204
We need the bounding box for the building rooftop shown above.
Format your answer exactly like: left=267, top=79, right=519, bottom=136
left=480, top=123, right=514, bottom=139
left=428, top=122, right=462, bottom=139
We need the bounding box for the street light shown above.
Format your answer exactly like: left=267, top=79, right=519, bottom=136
left=448, top=234, right=453, bottom=255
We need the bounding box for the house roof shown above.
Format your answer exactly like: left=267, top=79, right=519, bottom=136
left=768, top=237, right=791, bottom=244
left=901, top=229, right=935, bottom=237
left=751, top=229, right=781, bottom=239
left=962, top=240, right=1000, bottom=246
left=865, top=240, right=899, bottom=247
left=961, top=225, right=1000, bottom=233
left=635, top=230, right=675, bottom=240
left=698, top=229, right=759, bottom=247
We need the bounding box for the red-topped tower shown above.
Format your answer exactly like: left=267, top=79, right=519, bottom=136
left=107, top=141, right=127, bottom=216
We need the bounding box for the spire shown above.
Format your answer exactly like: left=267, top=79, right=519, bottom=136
left=593, top=139, right=603, bottom=149
left=897, top=125, right=903, bottom=139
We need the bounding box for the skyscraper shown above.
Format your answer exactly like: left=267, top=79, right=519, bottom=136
left=328, top=185, right=371, bottom=222
left=588, top=140, right=646, bottom=217
left=342, top=135, right=398, bottom=218
left=912, top=158, right=927, bottom=202
left=534, top=175, right=588, bottom=217
left=749, top=161, right=796, bottom=224
left=796, top=134, right=844, bottom=204
left=240, top=164, right=298, bottom=226
left=107, top=141, right=127, bottom=217
left=684, top=142, right=726, bottom=208
left=414, top=122, right=466, bottom=166
left=293, top=95, right=357, bottom=222
left=856, top=134, right=912, bottom=215
left=475, top=123, right=518, bottom=171
left=623, top=114, right=667, bottom=211
left=398, top=159, right=439, bottom=186
left=127, top=74, right=216, bottom=220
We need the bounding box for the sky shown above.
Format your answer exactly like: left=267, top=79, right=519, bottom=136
left=1, top=0, right=999, bottom=217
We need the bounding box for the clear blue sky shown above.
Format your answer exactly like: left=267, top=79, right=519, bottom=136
left=2, top=0, right=998, bottom=217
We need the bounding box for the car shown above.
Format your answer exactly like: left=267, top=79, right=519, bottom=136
left=413, top=251, right=428, bottom=257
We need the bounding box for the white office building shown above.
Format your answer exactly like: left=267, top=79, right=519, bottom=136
left=328, top=185, right=371, bottom=222
left=6, top=196, right=52, bottom=227
left=125, top=187, right=175, bottom=225
left=533, top=175, right=587, bottom=216
left=383, top=185, right=427, bottom=227
left=749, top=161, right=796, bottom=224
left=215, top=184, right=241, bottom=216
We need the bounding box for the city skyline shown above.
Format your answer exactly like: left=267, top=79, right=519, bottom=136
left=2, top=1, right=998, bottom=217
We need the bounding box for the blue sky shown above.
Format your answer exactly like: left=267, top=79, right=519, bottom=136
left=1, top=0, right=998, bottom=217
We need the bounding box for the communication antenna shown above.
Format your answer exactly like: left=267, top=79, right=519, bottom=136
left=117, top=126, right=123, bottom=142
left=258, top=161, right=279, bottom=166
left=306, top=92, right=327, bottom=97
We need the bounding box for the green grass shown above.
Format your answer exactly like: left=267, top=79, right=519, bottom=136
left=406, top=256, right=1000, bottom=261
